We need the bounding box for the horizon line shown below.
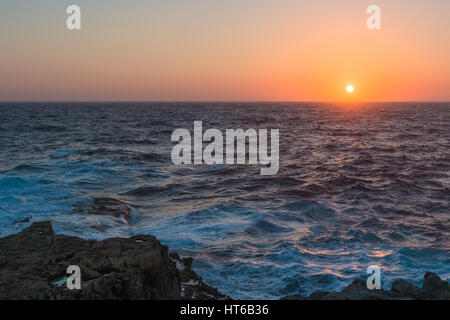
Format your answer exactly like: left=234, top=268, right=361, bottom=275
left=1, top=100, right=449, bottom=104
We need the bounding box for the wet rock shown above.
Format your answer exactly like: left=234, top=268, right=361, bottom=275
left=0, top=221, right=226, bottom=300
left=170, top=253, right=230, bottom=300
left=73, top=197, right=137, bottom=224
left=343, top=278, right=399, bottom=300
left=283, top=273, right=449, bottom=300
left=13, top=216, right=32, bottom=224
left=422, top=272, right=450, bottom=299
left=391, top=279, right=422, bottom=299
left=303, top=278, right=395, bottom=300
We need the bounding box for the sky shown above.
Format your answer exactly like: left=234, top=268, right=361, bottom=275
left=0, top=0, right=449, bottom=101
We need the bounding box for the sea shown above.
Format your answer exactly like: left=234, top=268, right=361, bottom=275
left=0, top=102, right=448, bottom=299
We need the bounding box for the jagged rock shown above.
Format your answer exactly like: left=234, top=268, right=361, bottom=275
left=283, top=273, right=449, bottom=300
left=0, top=221, right=226, bottom=300
left=422, top=272, right=450, bottom=299
left=170, top=253, right=230, bottom=300
left=391, top=279, right=422, bottom=299
left=336, top=278, right=396, bottom=300
left=305, top=278, right=396, bottom=300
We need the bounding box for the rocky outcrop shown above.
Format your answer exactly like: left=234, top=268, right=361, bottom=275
left=73, top=197, right=136, bottom=224
left=283, top=273, right=449, bottom=300
left=170, top=253, right=229, bottom=300
left=0, top=221, right=229, bottom=300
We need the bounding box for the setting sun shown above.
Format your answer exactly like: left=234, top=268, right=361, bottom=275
left=346, top=85, right=355, bottom=93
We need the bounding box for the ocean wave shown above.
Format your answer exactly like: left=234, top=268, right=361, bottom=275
left=50, top=149, right=79, bottom=159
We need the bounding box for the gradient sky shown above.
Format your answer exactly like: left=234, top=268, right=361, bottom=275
left=0, top=0, right=449, bottom=101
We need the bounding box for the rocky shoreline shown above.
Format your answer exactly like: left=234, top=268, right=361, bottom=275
left=0, top=221, right=229, bottom=300
left=0, top=221, right=448, bottom=300
left=283, top=272, right=449, bottom=300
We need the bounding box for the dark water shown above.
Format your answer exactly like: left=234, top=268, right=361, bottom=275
left=0, top=102, right=449, bottom=299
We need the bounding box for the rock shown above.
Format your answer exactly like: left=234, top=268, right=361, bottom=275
left=307, top=278, right=396, bottom=300
left=170, top=253, right=230, bottom=300
left=391, top=279, right=422, bottom=299
left=340, top=278, right=396, bottom=300
left=281, top=294, right=307, bottom=300
left=283, top=273, right=450, bottom=300
left=307, top=291, right=332, bottom=300
left=13, top=216, right=32, bottom=224
left=421, top=272, right=450, bottom=299
left=0, top=221, right=227, bottom=300
left=73, top=197, right=137, bottom=224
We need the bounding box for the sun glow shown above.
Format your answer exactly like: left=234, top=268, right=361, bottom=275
left=346, top=85, right=355, bottom=93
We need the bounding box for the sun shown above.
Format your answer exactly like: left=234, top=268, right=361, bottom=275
left=346, top=85, right=355, bottom=93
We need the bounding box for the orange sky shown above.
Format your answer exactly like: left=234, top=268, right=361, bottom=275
left=0, top=0, right=449, bottom=101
